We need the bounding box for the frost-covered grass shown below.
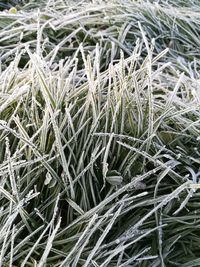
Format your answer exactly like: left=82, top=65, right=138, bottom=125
left=1, top=0, right=200, bottom=266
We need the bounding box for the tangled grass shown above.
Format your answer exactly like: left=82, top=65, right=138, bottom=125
left=0, top=0, right=200, bottom=266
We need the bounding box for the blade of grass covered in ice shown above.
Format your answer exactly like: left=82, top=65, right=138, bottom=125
left=83, top=204, right=123, bottom=266
left=37, top=217, right=61, bottom=267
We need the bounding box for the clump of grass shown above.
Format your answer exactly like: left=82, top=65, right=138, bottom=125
left=1, top=0, right=200, bottom=70
left=1, top=0, right=200, bottom=266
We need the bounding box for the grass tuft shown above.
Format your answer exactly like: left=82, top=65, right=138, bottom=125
left=0, top=0, right=200, bottom=266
